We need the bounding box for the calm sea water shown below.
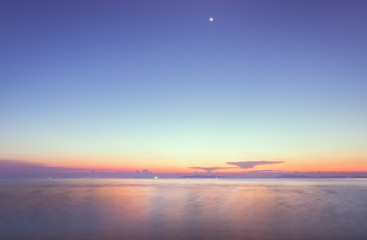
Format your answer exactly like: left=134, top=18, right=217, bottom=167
left=0, top=178, right=367, bottom=240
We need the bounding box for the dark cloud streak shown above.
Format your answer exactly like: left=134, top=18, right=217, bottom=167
left=188, top=167, right=234, bottom=173
left=226, top=161, right=284, bottom=169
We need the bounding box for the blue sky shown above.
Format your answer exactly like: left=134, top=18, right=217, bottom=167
left=1, top=0, right=366, bottom=172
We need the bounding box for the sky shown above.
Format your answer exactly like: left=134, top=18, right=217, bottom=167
left=1, top=0, right=367, bottom=175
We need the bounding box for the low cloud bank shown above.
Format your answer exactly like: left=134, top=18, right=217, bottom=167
left=0, top=160, right=83, bottom=178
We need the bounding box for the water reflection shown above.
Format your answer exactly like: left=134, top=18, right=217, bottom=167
left=0, top=179, right=366, bottom=240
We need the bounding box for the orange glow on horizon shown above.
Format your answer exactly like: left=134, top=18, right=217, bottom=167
left=48, top=163, right=367, bottom=174
left=2, top=153, right=367, bottom=174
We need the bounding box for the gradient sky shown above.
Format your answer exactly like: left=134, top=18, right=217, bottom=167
left=1, top=0, right=367, bottom=173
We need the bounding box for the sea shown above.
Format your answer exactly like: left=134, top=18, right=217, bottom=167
left=0, top=178, right=366, bottom=240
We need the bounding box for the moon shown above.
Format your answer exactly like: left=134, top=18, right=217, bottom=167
left=209, top=17, right=214, bottom=22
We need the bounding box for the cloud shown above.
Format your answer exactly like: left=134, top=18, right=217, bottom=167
left=226, top=161, right=284, bottom=169
left=0, top=160, right=83, bottom=178
left=188, top=167, right=233, bottom=173
left=142, top=169, right=152, bottom=174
